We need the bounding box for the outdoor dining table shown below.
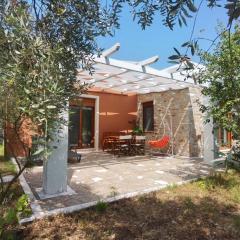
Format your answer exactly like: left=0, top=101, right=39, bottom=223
left=103, top=134, right=145, bottom=156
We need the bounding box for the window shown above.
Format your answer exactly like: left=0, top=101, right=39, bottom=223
left=217, top=127, right=232, bottom=149
left=143, top=101, right=154, bottom=132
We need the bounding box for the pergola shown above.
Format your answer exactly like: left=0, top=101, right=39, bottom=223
left=41, top=44, right=214, bottom=199
left=77, top=43, right=201, bottom=94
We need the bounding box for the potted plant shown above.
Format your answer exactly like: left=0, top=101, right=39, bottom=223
left=132, top=126, right=144, bottom=136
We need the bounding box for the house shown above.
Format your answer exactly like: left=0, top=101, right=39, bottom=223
left=70, top=43, right=211, bottom=158
left=5, top=43, right=218, bottom=197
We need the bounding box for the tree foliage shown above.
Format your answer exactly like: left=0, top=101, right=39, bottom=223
left=198, top=25, right=240, bottom=138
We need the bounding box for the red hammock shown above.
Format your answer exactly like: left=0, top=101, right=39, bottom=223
left=148, top=135, right=170, bottom=149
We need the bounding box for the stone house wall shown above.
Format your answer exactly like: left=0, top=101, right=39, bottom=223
left=137, top=87, right=203, bottom=157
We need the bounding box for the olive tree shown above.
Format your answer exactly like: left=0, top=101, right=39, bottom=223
left=0, top=1, right=112, bottom=203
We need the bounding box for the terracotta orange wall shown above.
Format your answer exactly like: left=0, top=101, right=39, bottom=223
left=5, top=119, right=34, bottom=157
left=6, top=91, right=138, bottom=156
left=88, top=90, right=137, bottom=148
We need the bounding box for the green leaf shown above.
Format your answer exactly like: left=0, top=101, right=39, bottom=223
left=32, top=147, right=44, bottom=156
left=5, top=208, right=17, bottom=224
left=173, top=47, right=181, bottom=55
left=182, top=41, right=190, bottom=47
left=186, top=60, right=194, bottom=69
left=24, top=88, right=30, bottom=94
left=32, top=104, right=39, bottom=109
left=46, top=105, right=57, bottom=109
left=182, top=7, right=192, bottom=18
left=181, top=14, right=187, bottom=26
left=168, top=60, right=179, bottom=64
left=190, top=45, right=195, bottom=55
left=178, top=18, right=182, bottom=27
left=186, top=0, right=197, bottom=12
left=168, top=55, right=180, bottom=60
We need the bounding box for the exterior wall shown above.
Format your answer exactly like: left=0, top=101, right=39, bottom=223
left=88, top=91, right=137, bottom=148
left=5, top=119, right=34, bottom=157
left=188, top=87, right=204, bottom=157
left=6, top=87, right=205, bottom=157
left=6, top=91, right=137, bottom=156
left=137, top=87, right=203, bottom=157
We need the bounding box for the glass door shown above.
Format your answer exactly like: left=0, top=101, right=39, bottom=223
left=80, top=106, right=95, bottom=148
left=69, top=106, right=80, bottom=147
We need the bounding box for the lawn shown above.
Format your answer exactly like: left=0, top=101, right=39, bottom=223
left=20, top=170, right=240, bottom=240
left=0, top=144, right=15, bottom=176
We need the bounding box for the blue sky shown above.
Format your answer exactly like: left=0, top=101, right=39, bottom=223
left=97, top=1, right=228, bottom=69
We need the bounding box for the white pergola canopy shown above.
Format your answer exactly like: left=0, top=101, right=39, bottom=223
left=78, top=43, right=202, bottom=94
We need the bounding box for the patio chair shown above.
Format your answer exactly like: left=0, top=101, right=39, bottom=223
left=102, top=132, right=121, bottom=152
left=114, top=135, right=132, bottom=157
left=148, top=135, right=170, bottom=155
left=68, top=148, right=81, bottom=163
left=132, top=135, right=146, bottom=155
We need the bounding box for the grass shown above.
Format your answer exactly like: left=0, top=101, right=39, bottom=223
left=19, top=170, right=240, bottom=240
left=0, top=144, right=15, bottom=176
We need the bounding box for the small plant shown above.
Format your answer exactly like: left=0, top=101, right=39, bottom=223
left=166, top=183, right=178, bottom=191
left=109, top=186, right=118, bottom=197
left=95, top=201, right=108, bottom=213
left=232, top=215, right=240, bottom=232
left=132, top=126, right=143, bottom=135
left=0, top=194, right=31, bottom=238
left=196, top=179, right=207, bottom=190
left=196, top=173, right=236, bottom=191
left=183, top=196, right=195, bottom=210
left=231, top=186, right=240, bottom=203
left=138, top=195, right=147, bottom=202
left=16, top=194, right=32, bottom=218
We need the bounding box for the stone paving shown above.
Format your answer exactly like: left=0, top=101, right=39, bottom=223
left=24, top=151, right=212, bottom=212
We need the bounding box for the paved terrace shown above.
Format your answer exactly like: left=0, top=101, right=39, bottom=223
left=24, top=151, right=211, bottom=212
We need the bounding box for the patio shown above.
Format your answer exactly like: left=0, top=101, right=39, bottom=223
left=23, top=151, right=212, bottom=214
left=15, top=43, right=214, bottom=206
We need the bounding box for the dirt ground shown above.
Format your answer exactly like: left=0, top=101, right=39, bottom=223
left=19, top=170, right=240, bottom=240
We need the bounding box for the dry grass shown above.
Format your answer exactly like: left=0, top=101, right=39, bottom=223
left=19, top=170, right=240, bottom=240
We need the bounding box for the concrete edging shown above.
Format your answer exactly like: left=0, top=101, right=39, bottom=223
left=19, top=176, right=200, bottom=224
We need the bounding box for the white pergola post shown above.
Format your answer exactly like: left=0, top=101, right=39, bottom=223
left=203, top=96, right=215, bottom=163
left=42, top=109, right=68, bottom=195
left=203, top=117, right=215, bottom=163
